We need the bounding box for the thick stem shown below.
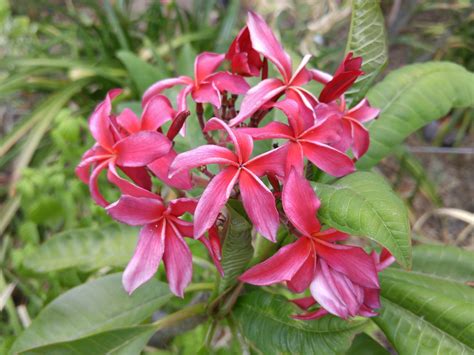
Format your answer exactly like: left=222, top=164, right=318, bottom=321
left=261, top=58, right=268, bottom=80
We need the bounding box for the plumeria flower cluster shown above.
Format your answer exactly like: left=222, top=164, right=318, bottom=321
left=77, top=12, right=394, bottom=320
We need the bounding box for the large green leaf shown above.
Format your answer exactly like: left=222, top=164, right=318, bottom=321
left=233, top=290, right=367, bottom=354
left=345, top=0, right=388, bottom=106
left=313, top=172, right=411, bottom=268
left=10, top=273, right=171, bottom=354
left=374, top=245, right=474, bottom=354
left=23, top=223, right=137, bottom=273
left=346, top=333, right=388, bottom=355
left=21, top=325, right=155, bottom=355
left=357, top=62, right=474, bottom=169
left=116, top=50, right=165, bottom=94
left=218, top=204, right=253, bottom=293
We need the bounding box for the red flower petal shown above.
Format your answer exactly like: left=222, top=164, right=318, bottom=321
left=141, top=94, right=176, bottom=131
left=239, top=237, right=312, bottom=285
left=194, top=52, right=225, bottom=84
left=89, top=89, right=121, bottom=150
left=193, top=166, right=240, bottom=238
left=192, top=82, right=222, bottom=108
left=114, top=131, right=171, bottom=167
left=300, top=141, right=355, bottom=177
left=282, top=168, right=321, bottom=236
left=239, top=169, right=279, bottom=241
left=164, top=222, right=193, bottom=297
left=207, top=72, right=250, bottom=95
left=123, top=222, right=165, bottom=294
left=245, top=144, right=287, bottom=178
left=229, top=78, right=285, bottom=127
left=116, top=108, right=140, bottom=134
left=142, top=76, right=192, bottom=107
left=106, top=195, right=164, bottom=226
left=148, top=149, right=193, bottom=190
left=169, top=145, right=237, bottom=177
left=247, top=11, right=292, bottom=81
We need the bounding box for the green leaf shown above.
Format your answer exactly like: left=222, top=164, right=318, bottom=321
left=23, top=223, right=137, bottom=273
left=357, top=62, right=474, bottom=169
left=177, top=43, right=197, bottom=77
left=313, top=171, right=411, bottom=268
left=116, top=50, right=165, bottom=94
left=374, top=245, right=474, bottom=354
left=21, top=325, right=156, bottom=355
left=233, top=290, right=367, bottom=354
left=411, top=244, right=474, bottom=282
left=218, top=204, right=253, bottom=293
left=214, top=0, right=240, bottom=52
left=10, top=273, right=171, bottom=354
left=345, top=0, right=388, bottom=106
left=346, top=333, right=388, bottom=355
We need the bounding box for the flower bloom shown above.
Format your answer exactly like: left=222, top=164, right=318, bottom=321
left=228, top=12, right=318, bottom=128
left=106, top=194, right=197, bottom=297
left=239, top=98, right=354, bottom=176
left=170, top=118, right=286, bottom=241
left=76, top=90, right=172, bottom=206
left=142, top=52, right=250, bottom=112
left=240, top=169, right=389, bottom=319
left=226, top=26, right=264, bottom=77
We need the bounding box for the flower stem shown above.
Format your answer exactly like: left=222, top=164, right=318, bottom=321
left=196, top=103, right=215, bottom=144
left=151, top=302, right=207, bottom=330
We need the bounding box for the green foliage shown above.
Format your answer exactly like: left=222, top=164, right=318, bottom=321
left=218, top=204, right=253, bottom=293
left=10, top=274, right=171, bottom=354
left=313, top=172, right=412, bottom=268
left=374, top=245, right=474, bottom=354
left=233, top=290, right=367, bottom=354
left=346, top=333, right=389, bottom=355
left=345, top=0, right=388, bottom=106
left=23, top=224, right=137, bottom=273
left=357, top=62, right=474, bottom=169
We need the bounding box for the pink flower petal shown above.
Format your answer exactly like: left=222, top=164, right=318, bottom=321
left=176, top=84, right=193, bottom=114
left=290, top=296, right=316, bottom=310
left=76, top=145, right=108, bottom=184
left=114, top=131, right=172, bottom=167
left=89, top=89, right=122, bottom=150
left=289, top=54, right=312, bottom=86
left=141, top=94, right=176, bottom=131
left=282, top=168, right=321, bottom=236
left=247, top=11, right=292, bottom=81
left=199, top=226, right=224, bottom=276
left=229, top=78, right=285, bottom=127
left=292, top=308, right=329, bottom=321
left=193, top=166, right=240, bottom=238
left=239, top=237, right=312, bottom=285
left=148, top=149, right=193, bottom=190
left=287, top=253, right=316, bottom=293
left=300, top=141, right=355, bottom=177
left=348, top=98, right=380, bottom=123
left=350, top=119, right=370, bottom=159
left=168, top=198, right=198, bottom=216
left=315, top=240, right=379, bottom=288
left=107, top=163, right=157, bottom=199
left=123, top=223, right=165, bottom=294
left=300, top=116, right=343, bottom=145
left=89, top=160, right=110, bottom=207
left=192, top=82, right=222, bottom=108
left=285, top=88, right=317, bottom=131
left=142, top=76, right=192, bottom=107
left=245, top=144, right=287, bottom=178
left=169, top=145, right=237, bottom=177
left=120, top=166, right=152, bottom=190
left=238, top=121, right=293, bottom=140
left=116, top=108, right=140, bottom=134
left=284, top=141, right=305, bottom=176
left=205, top=118, right=254, bottom=163
left=194, top=52, right=225, bottom=84
left=106, top=195, right=164, bottom=226
left=239, top=169, right=280, bottom=241
left=207, top=72, right=250, bottom=94
left=273, top=98, right=302, bottom=135
left=310, top=68, right=333, bottom=84
left=164, top=222, right=193, bottom=297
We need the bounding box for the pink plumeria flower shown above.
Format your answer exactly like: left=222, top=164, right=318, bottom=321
left=315, top=98, right=380, bottom=159
left=226, top=26, right=264, bottom=77
left=229, top=12, right=317, bottom=128
left=116, top=94, right=193, bottom=189
left=170, top=118, right=286, bottom=242
left=240, top=169, right=381, bottom=319
left=239, top=98, right=355, bottom=177
left=142, top=52, right=250, bottom=112
left=292, top=248, right=395, bottom=320
left=311, top=52, right=364, bottom=104
left=107, top=194, right=198, bottom=297
left=76, top=89, right=172, bottom=207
